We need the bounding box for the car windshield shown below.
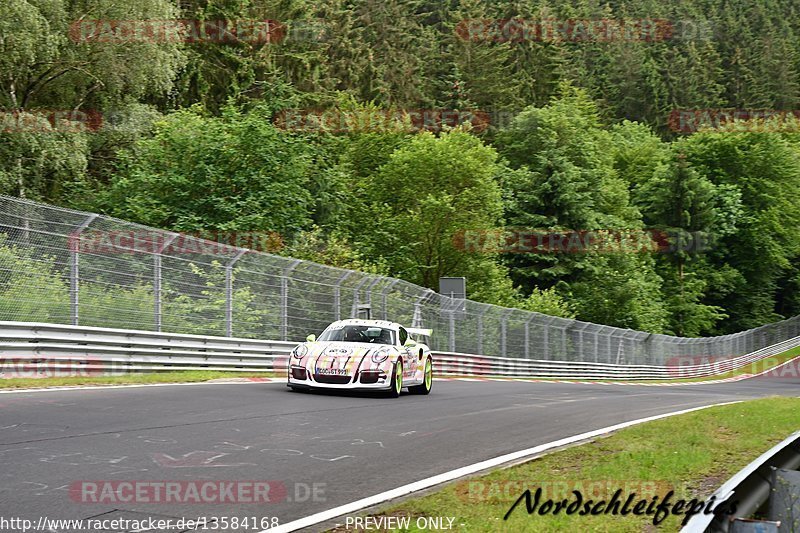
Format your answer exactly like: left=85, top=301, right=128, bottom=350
left=318, top=325, right=396, bottom=345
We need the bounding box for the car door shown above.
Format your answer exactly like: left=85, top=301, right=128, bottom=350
left=398, top=327, right=419, bottom=381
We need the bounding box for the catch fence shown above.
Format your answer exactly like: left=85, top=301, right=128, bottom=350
left=1, top=195, right=798, bottom=365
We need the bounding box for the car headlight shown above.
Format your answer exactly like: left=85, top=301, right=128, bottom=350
left=372, top=348, right=390, bottom=363
left=292, top=344, right=308, bottom=358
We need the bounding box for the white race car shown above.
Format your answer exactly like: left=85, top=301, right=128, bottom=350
left=287, top=319, right=433, bottom=397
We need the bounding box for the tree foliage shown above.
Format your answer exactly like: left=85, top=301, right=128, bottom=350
left=4, top=0, right=800, bottom=335
left=96, top=105, right=314, bottom=237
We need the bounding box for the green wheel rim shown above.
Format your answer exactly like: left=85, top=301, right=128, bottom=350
left=395, top=363, right=402, bottom=391
left=424, top=359, right=432, bottom=389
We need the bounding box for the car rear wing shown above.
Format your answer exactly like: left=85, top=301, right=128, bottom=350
left=407, top=328, right=432, bottom=337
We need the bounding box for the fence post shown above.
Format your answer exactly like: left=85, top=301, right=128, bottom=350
left=617, top=331, right=635, bottom=365
left=364, top=276, right=383, bottom=316
left=69, top=214, right=98, bottom=326
left=350, top=276, right=371, bottom=318
left=281, top=260, right=301, bottom=341
left=333, top=271, right=353, bottom=321
left=381, top=279, right=400, bottom=320
left=642, top=333, right=653, bottom=364
left=524, top=316, right=534, bottom=359
left=576, top=324, right=584, bottom=361
left=541, top=316, right=560, bottom=360
left=500, top=309, right=513, bottom=357
left=475, top=304, right=489, bottom=355
left=412, top=290, right=432, bottom=326
left=543, top=322, right=549, bottom=360
left=154, top=233, right=178, bottom=332
left=225, top=249, right=247, bottom=337
left=561, top=321, right=573, bottom=360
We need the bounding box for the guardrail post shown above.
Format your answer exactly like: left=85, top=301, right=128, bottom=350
left=225, top=249, right=247, bottom=337
left=69, top=214, right=98, bottom=326
left=281, top=260, right=301, bottom=341
left=154, top=233, right=178, bottom=332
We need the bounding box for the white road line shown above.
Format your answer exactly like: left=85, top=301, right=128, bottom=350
left=264, top=400, right=743, bottom=533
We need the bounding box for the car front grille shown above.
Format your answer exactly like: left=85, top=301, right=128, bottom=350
left=313, top=374, right=352, bottom=384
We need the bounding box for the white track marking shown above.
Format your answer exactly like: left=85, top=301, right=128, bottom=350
left=264, top=401, right=743, bottom=533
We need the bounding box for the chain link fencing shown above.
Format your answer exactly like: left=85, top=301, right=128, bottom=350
left=1, top=195, right=798, bottom=366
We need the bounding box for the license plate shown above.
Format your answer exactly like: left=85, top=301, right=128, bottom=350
left=316, top=368, right=348, bottom=376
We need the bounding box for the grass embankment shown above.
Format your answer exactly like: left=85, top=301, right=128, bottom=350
left=0, top=370, right=277, bottom=389
left=341, top=397, right=800, bottom=532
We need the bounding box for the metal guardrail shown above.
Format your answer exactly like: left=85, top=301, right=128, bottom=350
left=2, top=322, right=799, bottom=381
left=682, top=431, right=800, bottom=533
left=4, top=195, right=800, bottom=366
left=437, top=334, right=800, bottom=379
left=0, top=322, right=294, bottom=374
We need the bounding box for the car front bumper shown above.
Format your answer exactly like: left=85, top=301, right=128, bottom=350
left=288, top=364, right=393, bottom=390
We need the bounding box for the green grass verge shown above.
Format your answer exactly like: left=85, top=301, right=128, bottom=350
left=344, top=397, right=800, bottom=532
left=0, top=370, right=277, bottom=389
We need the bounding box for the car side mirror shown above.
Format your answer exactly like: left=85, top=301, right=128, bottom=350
left=404, top=338, right=416, bottom=347
left=306, top=334, right=316, bottom=342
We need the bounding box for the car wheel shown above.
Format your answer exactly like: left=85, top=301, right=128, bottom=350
left=409, top=358, right=432, bottom=395
left=388, top=360, right=403, bottom=398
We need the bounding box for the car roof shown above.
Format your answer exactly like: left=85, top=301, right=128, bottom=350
left=330, top=319, right=403, bottom=330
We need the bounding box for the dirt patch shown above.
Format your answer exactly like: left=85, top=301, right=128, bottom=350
left=692, top=473, right=727, bottom=496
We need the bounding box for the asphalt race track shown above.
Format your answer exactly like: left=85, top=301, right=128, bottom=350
left=1, top=367, right=799, bottom=532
